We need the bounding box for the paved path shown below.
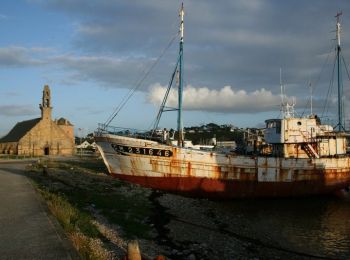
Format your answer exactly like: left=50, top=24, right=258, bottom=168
left=0, top=161, right=79, bottom=259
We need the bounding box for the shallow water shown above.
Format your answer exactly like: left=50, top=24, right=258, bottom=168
left=215, top=194, right=350, bottom=258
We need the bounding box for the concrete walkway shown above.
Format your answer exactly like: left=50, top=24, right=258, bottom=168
left=0, top=161, right=79, bottom=259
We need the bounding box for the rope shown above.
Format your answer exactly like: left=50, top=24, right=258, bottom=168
left=104, top=31, right=179, bottom=127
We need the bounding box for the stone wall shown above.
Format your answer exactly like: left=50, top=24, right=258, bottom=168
left=18, top=119, right=75, bottom=156
left=0, top=142, right=18, bottom=154
left=57, top=124, right=74, bottom=142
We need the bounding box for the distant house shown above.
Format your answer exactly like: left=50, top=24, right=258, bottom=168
left=76, top=141, right=91, bottom=149
left=91, top=142, right=97, bottom=150
left=0, top=85, right=75, bottom=156
left=76, top=141, right=98, bottom=151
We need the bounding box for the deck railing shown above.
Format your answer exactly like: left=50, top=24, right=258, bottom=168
left=96, top=123, right=155, bottom=140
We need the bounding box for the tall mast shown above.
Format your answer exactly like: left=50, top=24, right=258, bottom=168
left=336, top=12, right=344, bottom=131
left=177, top=3, right=184, bottom=146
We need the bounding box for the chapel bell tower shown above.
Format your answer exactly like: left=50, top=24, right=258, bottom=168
left=40, top=85, right=52, bottom=120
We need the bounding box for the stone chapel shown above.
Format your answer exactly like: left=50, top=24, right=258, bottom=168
left=0, top=85, right=75, bottom=156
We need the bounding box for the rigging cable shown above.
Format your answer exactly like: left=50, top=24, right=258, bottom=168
left=150, top=57, right=180, bottom=131
left=341, top=54, right=350, bottom=127
left=104, top=31, right=179, bottom=128
left=321, top=52, right=337, bottom=118
left=301, top=44, right=333, bottom=117
left=341, top=54, right=350, bottom=81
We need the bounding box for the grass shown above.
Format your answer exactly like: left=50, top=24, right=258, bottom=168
left=41, top=189, right=99, bottom=236
left=61, top=188, right=152, bottom=238
left=47, top=159, right=108, bottom=174
left=27, top=157, right=154, bottom=258
left=32, top=181, right=110, bottom=259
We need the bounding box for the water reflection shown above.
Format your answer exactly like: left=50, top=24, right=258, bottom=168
left=215, top=195, right=350, bottom=258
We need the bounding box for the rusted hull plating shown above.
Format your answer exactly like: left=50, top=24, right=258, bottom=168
left=95, top=134, right=350, bottom=198
left=110, top=173, right=350, bottom=198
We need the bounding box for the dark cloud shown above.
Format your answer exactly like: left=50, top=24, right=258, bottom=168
left=24, top=0, right=350, bottom=117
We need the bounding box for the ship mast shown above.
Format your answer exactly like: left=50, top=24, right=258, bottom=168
left=336, top=12, right=345, bottom=131
left=177, top=3, right=184, bottom=146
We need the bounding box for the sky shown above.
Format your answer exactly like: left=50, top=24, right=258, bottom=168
left=0, top=0, right=350, bottom=137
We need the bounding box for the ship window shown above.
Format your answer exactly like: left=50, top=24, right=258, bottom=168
left=297, top=121, right=302, bottom=126
left=276, top=121, right=281, bottom=134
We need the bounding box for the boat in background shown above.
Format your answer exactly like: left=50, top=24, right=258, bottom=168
left=95, top=6, right=350, bottom=198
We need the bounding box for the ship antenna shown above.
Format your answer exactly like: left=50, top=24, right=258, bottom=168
left=280, top=68, right=284, bottom=108
left=280, top=68, right=295, bottom=118
left=177, top=3, right=185, bottom=146
left=309, top=80, right=313, bottom=115
left=335, top=11, right=345, bottom=131
left=280, top=68, right=287, bottom=118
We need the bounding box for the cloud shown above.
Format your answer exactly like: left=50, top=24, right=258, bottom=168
left=16, top=0, right=350, bottom=118
left=75, top=106, right=104, bottom=115
left=2, top=91, right=21, bottom=97
left=47, top=1, right=345, bottom=100
left=0, top=105, right=37, bottom=116
left=0, top=45, right=170, bottom=90
left=147, top=83, right=281, bottom=113
left=0, top=47, right=47, bottom=67
left=51, top=54, right=152, bottom=88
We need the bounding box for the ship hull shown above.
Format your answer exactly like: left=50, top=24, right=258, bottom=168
left=109, top=173, right=349, bottom=198
left=95, top=134, right=350, bottom=198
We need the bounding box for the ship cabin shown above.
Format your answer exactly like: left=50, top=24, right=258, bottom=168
left=264, top=115, right=348, bottom=158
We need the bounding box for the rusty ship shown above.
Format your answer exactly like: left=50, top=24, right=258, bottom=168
left=95, top=7, right=350, bottom=198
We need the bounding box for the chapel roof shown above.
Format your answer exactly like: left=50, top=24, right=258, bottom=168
left=0, top=118, right=41, bottom=143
